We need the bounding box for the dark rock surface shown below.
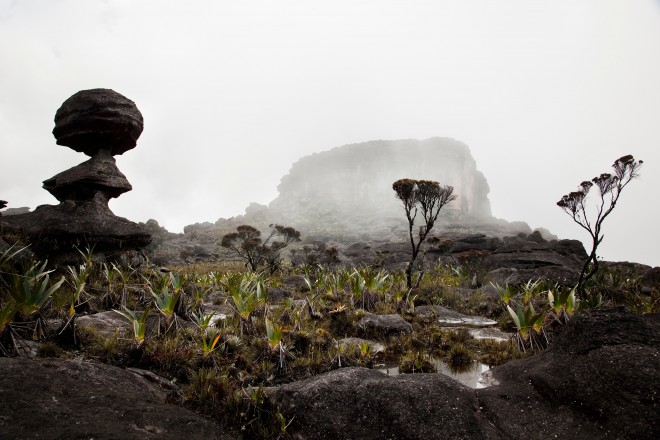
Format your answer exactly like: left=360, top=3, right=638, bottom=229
left=1, top=195, right=151, bottom=262
left=53, top=88, right=144, bottom=156
left=271, top=367, right=500, bottom=440
left=356, top=312, right=413, bottom=335
left=43, top=150, right=132, bottom=201
left=477, top=306, right=660, bottom=439
left=642, top=266, right=660, bottom=289
left=0, top=357, right=234, bottom=440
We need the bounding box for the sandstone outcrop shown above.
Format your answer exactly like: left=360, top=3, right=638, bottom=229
left=0, top=357, right=234, bottom=440
left=0, top=89, right=151, bottom=264
left=477, top=306, right=660, bottom=439
left=271, top=366, right=499, bottom=440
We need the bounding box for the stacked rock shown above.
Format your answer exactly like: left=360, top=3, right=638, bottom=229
left=0, top=89, right=151, bottom=264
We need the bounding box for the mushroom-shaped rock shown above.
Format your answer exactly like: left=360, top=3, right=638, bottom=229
left=52, top=88, right=144, bottom=156
left=42, top=150, right=132, bottom=202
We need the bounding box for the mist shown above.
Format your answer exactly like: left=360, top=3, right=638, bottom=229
left=1, top=0, right=659, bottom=266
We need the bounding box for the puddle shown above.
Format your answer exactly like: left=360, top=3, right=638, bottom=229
left=376, top=359, right=495, bottom=389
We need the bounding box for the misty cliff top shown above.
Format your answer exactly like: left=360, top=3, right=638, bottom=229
left=269, top=137, right=492, bottom=221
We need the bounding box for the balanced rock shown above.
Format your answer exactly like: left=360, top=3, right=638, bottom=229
left=52, top=88, right=144, bottom=156
left=43, top=149, right=132, bottom=201
left=0, top=89, right=151, bottom=264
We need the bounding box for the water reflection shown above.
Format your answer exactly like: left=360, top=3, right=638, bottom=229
left=376, top=359, right=494, bottom=389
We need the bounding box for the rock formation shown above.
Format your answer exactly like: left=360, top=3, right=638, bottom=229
left=0, top=357, right=234, bottom=440
left=0, top=89, right=151, bottom=264
left=263, top=137, right=502, bottom=242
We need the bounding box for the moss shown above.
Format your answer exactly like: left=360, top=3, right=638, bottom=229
left=399, top=351, right=437, bottom=374
left=446, top=343, right=474, bottom=370
left=37, top=341, right=65, bottom=358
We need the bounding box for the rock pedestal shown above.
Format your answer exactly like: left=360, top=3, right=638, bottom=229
left=0, top=89, right=151, bottom=264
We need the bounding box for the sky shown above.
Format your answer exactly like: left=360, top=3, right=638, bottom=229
left=1, top=0, right=659, bottom=266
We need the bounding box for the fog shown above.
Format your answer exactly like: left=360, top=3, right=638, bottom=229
left=1, top=1, right=659, bottom=266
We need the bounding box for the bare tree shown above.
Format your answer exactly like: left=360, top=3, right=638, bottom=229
left=393, top=179, right=456, bottom=289
left=557, top=155, right=643, bottom=296
left=220, top=224, right=301, bottom=272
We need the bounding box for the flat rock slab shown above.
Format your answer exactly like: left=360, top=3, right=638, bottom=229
left=415, top=305, right=497, bottom=327
left=467, top=327, right=512, bottom=342
left=0, top=357, right=234, bottom=440
left=76, top=311, right=196, bottom=341
left=338, top=337, right=385, bottom=354
left=356, top=312, right=413, bottom=335
left=76, top=310, right=133, bottom=338
left=201, top=303, right=234, bottom=326
left=271, top=367, right=500, bottom=440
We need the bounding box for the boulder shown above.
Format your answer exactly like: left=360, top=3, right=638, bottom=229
left=356, top=313, right=413, bottom=335
left=414, top=305, right=497, bottom=328
left=52, top=88, right=144, bottom=156
left=76, top=310, right=133, bottom=339
left=476, top=307, right=660, bottom=439
left=0, top=357, right=234, bottom=439
left=270, top=367, right=500, bottom=440
left=337, top=337, right=386, bottom=354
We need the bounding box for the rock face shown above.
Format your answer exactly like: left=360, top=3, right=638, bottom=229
left=272, top=137, right=492, bottom=219
left=265, top=138, right=507, bottom=242
left=0, top=357, right=234, bottom=440
left=0, top=89, right=151, bottom=264
left=477, top=306, right=660, bottom=439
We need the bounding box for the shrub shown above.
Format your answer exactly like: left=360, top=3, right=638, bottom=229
left=220, top=224, right=301, bottom=272
left=557, top=155, right=643, bottom=296
left=393, top=179, right=456, bottom=289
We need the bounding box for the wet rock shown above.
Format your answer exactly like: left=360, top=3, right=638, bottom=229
left=356, top=312, right=413, bottom=335
left=467, top=327, right=512, bottom=342
left=270, top=367, right=500, bottom=440
left=338, top=337, right=386, bottom=354
left=477, top=307, right=660, bottom=439
left=414, top=305, right=497, bottom=328
left=0, top=357, right=233, bottom=440
left=201, top=303, right=234, bottom=326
